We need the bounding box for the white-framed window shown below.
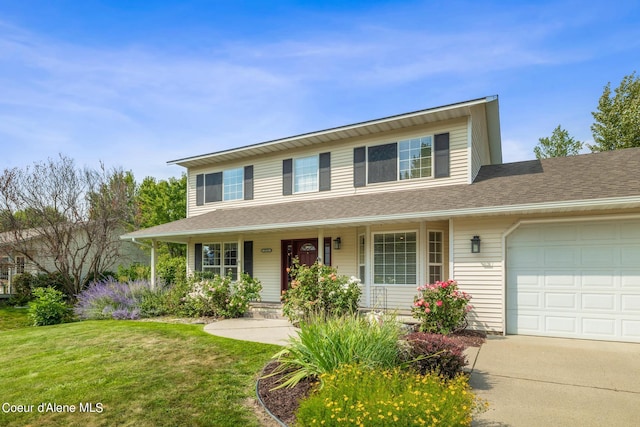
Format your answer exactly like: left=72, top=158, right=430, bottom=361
left=373, top=232, right=417, bottom=285
left=202, top=242, right=238, bottom=280
left=223, top=167, right=244, bottom=201
left=399, top=136, right=432, bottom=180
left=15, top=256, right=25, bottom=274
left=0, top=257, right=9, bottom=281
left=358, top=233, right=366, bottom=282
left=294, top=155, right=319, bottom=193
left=428, top=231, right=443, bottom=283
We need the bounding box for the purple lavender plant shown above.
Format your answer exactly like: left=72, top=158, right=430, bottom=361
left=75, top=278, right=153, bottom=320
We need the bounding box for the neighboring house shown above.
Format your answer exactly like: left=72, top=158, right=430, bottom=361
left=0, top=226, right=148, bottom=295
left=121, top=96, right=640, bottom=343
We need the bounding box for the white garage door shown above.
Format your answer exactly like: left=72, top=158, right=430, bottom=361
left=507, top=219, right=640, bottom=342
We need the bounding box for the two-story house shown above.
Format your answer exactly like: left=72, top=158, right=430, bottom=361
left=122, top=96, right=640, bottom=343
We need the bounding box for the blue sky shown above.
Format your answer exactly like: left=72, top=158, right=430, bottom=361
left=1, top=1, right=639, bottom=180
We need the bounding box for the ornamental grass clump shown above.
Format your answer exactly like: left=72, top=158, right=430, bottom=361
left=412, top=280, right=472, bottom=334
left=268, top=314, right=403, bottom=389
left=281, top=260, right=362, bottom=323
left=296, top=364, right=485, bottom=426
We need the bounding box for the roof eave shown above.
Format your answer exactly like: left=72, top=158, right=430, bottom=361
left=120, top=196, right=640, bottom=241
left=167, top=96, right=497, bottom=169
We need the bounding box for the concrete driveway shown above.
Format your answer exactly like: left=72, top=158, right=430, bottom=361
left=469, top=335, right=640, bottom=426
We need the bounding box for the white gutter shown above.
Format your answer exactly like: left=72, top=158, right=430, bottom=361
left=120, top=195, right=640, bottom=241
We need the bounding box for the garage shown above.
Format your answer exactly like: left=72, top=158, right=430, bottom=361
left=506, top=219, right=640, bottom=342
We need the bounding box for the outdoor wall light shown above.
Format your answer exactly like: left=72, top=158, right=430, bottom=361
left=333, top=237, right=342, bottom=250
left=471, top=236, right=481, bottom=253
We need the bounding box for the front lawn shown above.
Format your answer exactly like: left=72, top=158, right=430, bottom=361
left=0, top=319, right=279, bottom=426
left=0, top=304, right=30, bottom=330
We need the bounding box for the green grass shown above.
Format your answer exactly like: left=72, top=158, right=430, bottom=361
left=0, top=304, right=31, bottom=330
left=0, top=319, right=279, bottom=426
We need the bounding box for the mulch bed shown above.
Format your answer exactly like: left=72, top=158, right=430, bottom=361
left=256, top=329, right=486, bottom=426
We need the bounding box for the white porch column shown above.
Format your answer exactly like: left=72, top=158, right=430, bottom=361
left=419, top=221, right=427, bottom=286
left=237, top=236, right=243, bottom=277
left=317, top=229, right=324, bottom=264
left=150, top=239, right=157, bottom=289
left=364, top=225, right=371, bottom=307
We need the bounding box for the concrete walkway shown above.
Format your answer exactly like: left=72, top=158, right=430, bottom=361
left=204, top=318, right=640, bottom=426
left=203, top=318, right=298, bottom=345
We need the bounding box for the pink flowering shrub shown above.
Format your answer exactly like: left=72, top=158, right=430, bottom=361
left=411, top=279, right=472, bottom=334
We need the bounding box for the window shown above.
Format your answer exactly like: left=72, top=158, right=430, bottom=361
left=15, top=256, right=25, bottom=274
left=202, top=243, right=221, bottom=276
left=373, top=232, right=417, bottom=285
left=294, top=155, right=319, bottom=193
left=202, top=243, right=238, bottom=280
left=358, top=234, right=366, bottom=282
left=428, top=231, right=443, bottom=283
left=223, top=168, right=243, bottom=201
left=196, top=166, right=253, bottom=205
left=399, top=136, right=432, bottom=180
left=353, top=133, right=449, bottom=187
left=368, top=143, right=397, bottom=184
left=0, top=257, right=8, bottom=281
left=223, top=243, right=238, bottom=280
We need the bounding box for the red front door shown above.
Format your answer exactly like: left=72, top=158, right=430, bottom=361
left=281, top=238, right=318, bottom=293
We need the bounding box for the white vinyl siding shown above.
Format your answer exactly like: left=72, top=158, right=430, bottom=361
left=187, top=118, right=469, bottom=216
left=452, top=216, right=512, bottom=333
left=469, top=104, right=492, bottom=182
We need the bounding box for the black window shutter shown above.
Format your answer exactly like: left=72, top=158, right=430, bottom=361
left=244, top=165, right=254, bottom=200
left=205, top=172, right=222, bottom=203
left=194, top=243, right=202, bottom=271
left=353, top=147, right=366, bottom=187
left=243, top=241, right=253, bottom=276
left=368, top=142, right=398, bottom=183
left=196, top=174, right=204, bottom=206
left=319, top=152, right=331, bottom=191
left=434, top=133, right=450, bottom=178
left=282, top=159, right=293, bottom=195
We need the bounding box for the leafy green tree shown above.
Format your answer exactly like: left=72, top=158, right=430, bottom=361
left=135, top=174, right=186, bottom=257
left=589, top=71, right=640, bottom=151
left=533, top=125, right=583, bottom=159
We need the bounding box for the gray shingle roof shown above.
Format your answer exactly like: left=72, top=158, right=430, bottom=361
left=122, top=147, right=640, bottom=241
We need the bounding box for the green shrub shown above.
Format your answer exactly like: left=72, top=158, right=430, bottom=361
left=281, top=260, right=362, bottom=323
left=181, top=273, right=262, bottom=318
left=404, top=332, right=467, bottom=379
left=296, top=364, right=484, bottom=426
left=116, top=263, right=151, bottom=282
left=28, top=287, right=73, bottom=326
left=268, top=314, right=403, bottom=389
left=156, top=255, right=186, bottom=286
left=8, top=272, right=36, bottom=306
left=412, top=280, right=473, bottom=334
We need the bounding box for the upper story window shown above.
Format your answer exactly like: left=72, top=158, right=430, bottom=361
left=223, top=168, right=244, bottom=201
left=196, top=165, right=253, bottom=206
left=283, top=152, right=331, bottom=196
left=399, top=136, right=432, bottom=180
left=294, top=155, right=319, bottom=193
left=354, top=133, right=449, bottom=187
